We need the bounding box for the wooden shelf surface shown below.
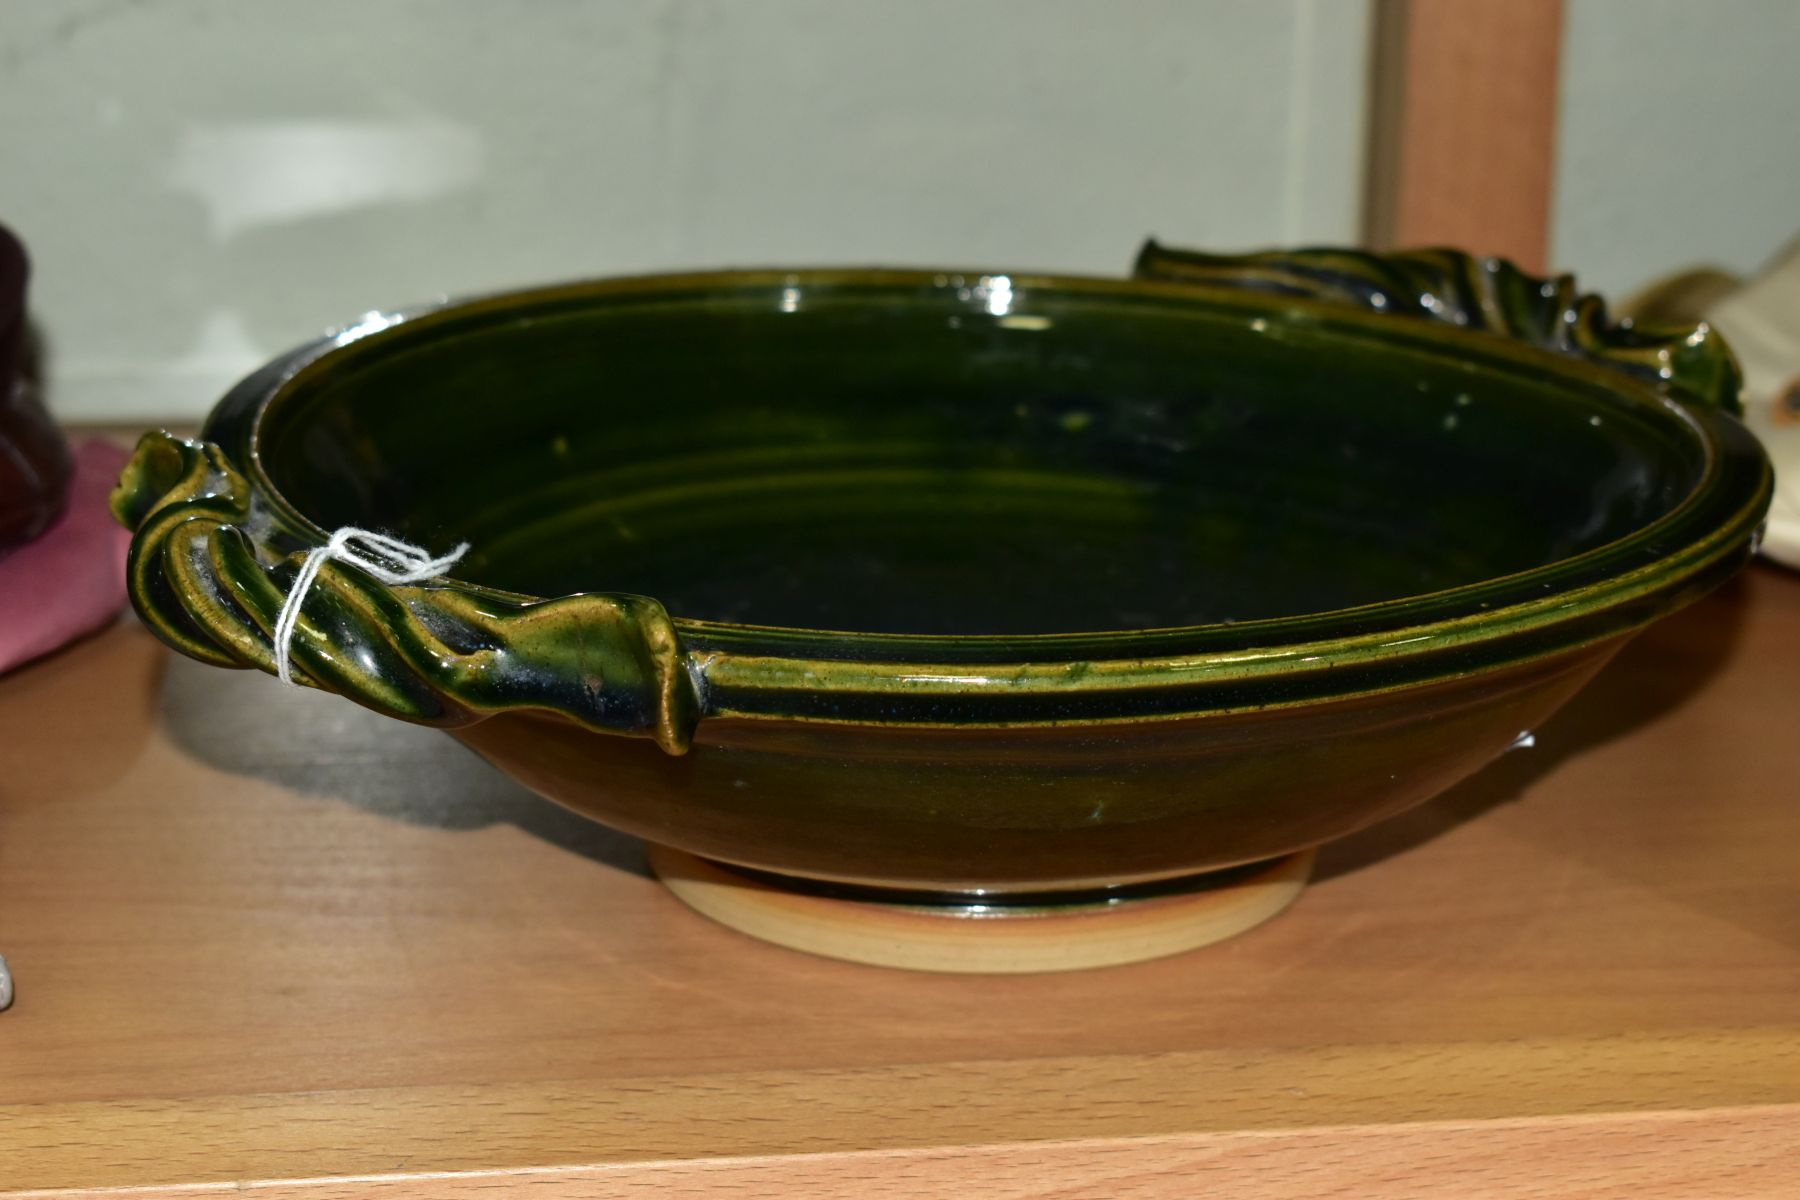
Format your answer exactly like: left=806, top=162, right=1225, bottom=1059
left=3, top=568, right=1797, bottom=1197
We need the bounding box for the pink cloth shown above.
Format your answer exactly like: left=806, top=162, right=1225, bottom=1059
left=0, top=439, right=132, bottom=674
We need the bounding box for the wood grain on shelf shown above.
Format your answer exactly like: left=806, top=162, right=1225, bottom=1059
left=3, top=567, right=1798, bottom=1196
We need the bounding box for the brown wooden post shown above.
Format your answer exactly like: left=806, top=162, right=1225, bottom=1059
left=1365, top=0, right=1566, bottom=270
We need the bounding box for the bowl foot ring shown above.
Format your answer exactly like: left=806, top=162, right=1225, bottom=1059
left=649, top=847, right=1315, bottom=973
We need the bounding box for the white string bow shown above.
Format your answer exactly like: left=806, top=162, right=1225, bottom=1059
left=272, top=528, right=470, bottom=685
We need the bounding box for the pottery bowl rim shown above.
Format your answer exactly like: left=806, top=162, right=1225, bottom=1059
left=161, top=264, right=1774, bottom=733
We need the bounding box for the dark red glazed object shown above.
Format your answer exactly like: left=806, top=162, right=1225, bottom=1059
left=0, top=223, right=72, bottom=548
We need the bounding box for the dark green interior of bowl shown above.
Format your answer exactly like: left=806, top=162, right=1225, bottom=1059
left=255, top=276, right=1705, bottom=636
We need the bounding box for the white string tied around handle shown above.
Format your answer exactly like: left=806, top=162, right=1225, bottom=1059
left=272, top=528, right=470, bottom=685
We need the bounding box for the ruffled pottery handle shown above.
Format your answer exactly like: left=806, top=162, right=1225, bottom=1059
left=110, top=432, right=699, bottom=754
left=1133, top=241, right=1743, bottom=415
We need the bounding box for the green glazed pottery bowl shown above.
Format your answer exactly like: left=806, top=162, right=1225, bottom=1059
left=114, top=244, right=1772, bottom=971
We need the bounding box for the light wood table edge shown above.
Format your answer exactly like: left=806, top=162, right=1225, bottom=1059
left=8, top=1028, right=1796, bottom=1196
left=9, top=1105, right=1798, bottom=1199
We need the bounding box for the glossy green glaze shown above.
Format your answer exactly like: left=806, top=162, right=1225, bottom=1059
left=1134, top=241, right=1744, bottom=413
left=114, top=247, right=1772, bottom=894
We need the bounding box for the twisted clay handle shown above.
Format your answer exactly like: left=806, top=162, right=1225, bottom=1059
left=1134, top=241, right=1743, bottom=415
left=110, top=432, right=699, bottom=754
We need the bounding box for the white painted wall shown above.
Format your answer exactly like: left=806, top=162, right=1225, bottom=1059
left=1551, top=0, right=1800, bottom=298
left=0, top=0, right=1372, bottom=422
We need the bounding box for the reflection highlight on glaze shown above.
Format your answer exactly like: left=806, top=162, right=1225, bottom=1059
left=981, top=274, right=1014, bottom=316
left=165, top=119, right=483, bottom=241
